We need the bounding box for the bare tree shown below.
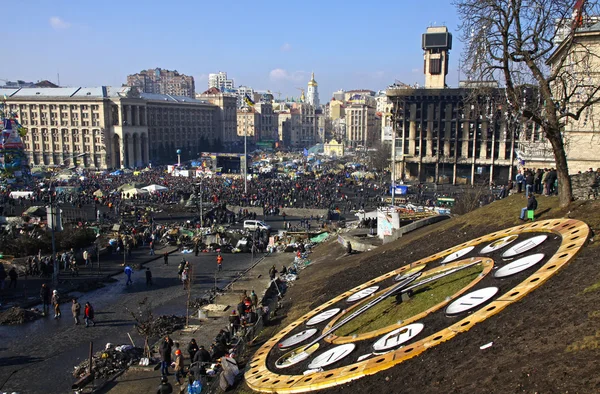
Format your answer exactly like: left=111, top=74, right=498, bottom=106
left=368, top=142, right=392, bottom=172
left=454, top=0, right=600, bottom=207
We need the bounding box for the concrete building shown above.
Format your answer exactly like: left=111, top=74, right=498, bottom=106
left=324, top=139, right=344, bottom=157
left=422, top=26, right=452, bottom=89
left=307, top=72, right=320, bottom=107
left=254, top=102, right=276, bottom=142
left=196, top=87, right=238, bottom=145
left=236, top=86, right=255, bottom=108
left=523, top=19, right=600, bottom=173
left=208, top=71, right=234, bottom=92
left=237, top=107, right=260, bottom=141
left=2, top=86, right=219, bottom=169
left=126, top=68, right=195, bottom=98
left=332, top=89, right=345, bottom=102
left=386, top=26, right=517, bottom=184
left=376, top=91, right=394, bottom=143
left=344, top=102, right=379, bottom=149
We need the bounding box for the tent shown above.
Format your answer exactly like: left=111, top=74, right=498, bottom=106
left=116, top=183, right=145, bottom=191
left=142, top=184, right=168, bottom=193
left=93, top=189, right=106, bottom=197
left=122, top=188, right=149, bottom=198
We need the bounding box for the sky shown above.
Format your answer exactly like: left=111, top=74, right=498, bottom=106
left=3, top=0, right=464, bottom=100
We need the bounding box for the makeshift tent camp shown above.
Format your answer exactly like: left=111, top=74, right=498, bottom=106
left=142, top=184, right=168, bottom=192
left=116, top=183, right=145, bottom=191
left=122, top=188, right=149, bottom=198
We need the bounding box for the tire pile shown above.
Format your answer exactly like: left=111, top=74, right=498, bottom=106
left=571, top=172, right=598, bottom=200
left=0, top=307, right=43, bottom=325
left=146, top=315, right=186, bottom=338
left=72, top=345, right=144, bottom=379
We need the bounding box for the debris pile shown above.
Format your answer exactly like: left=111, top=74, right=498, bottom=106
left=0, top=307, right=43, bottom=325
left=73, top=345, right=144, bottom=379
left=145, top=315, right=186, bottom=338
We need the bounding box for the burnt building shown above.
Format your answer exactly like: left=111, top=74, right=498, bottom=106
left=386, top=26, right=517, bottom=185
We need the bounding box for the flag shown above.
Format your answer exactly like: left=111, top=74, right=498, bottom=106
left=303, top=148, right=309, bottom=156
left=244, top=94, right=255, bottom=107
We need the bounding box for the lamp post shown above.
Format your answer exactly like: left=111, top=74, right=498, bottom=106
left=176, top=149, right=182, bottom=167
left=243, top=106, right=249, bottom=194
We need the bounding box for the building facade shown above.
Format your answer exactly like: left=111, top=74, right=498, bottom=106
left=2, top=86, right=219, bottom=169
left=126, top=68, right=195, bottom=98
left=196, top=88, right=238, bottom=146
left=307, top=72, right=320, bottom=107
left=208, top=71, right=234, bottom=92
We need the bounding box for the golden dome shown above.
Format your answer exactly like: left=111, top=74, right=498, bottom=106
left=308, top=72, right=318, bottom=87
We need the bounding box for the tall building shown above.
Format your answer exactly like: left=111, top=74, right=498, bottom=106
left=196, top=87, right=238, bottom=146
left=422, top=26, right=452, bottom=89
left=208, top=71, right=234, bottom=91
left=344, top=101, right=379, bottom=149
left=1, top=86, right=219, bottom=169
left=386, top=26, right=516, bottom=185
left=126, top=68, right=195, bottom=98
left=307, top=72, right=320, bottom=107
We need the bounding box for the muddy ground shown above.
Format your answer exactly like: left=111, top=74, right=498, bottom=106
left=244, top=195, right=600, bottom=394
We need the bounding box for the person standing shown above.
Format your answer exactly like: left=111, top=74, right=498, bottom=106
left=84, top=302, right=96, bottom=327
left=52, top=290, right=61, bottom=319
left=163, top=252, right=169, bottom=266
left=159, top=335, right=174, bottom=376
left=72, top=299, right=81, bottom=325
left=516, top=170, right=524, bottom=193
left=83, top=250, right=90, bottom=267
left=40, top=283, right=51, bottom=316
left=8, top=267, right=18, bottom=289
left=216, top=253, right=223, bottom=272
left=187, top=338, right=199, bottom=362
left=149, top=240, right=155, bottom=256
left=157, top=375, right=173, bottom=394
left=173, top=349, right=184, bottom=385
left=124, top=265, right=133, bottom=285
left=145, top=267, right=153, bottom=287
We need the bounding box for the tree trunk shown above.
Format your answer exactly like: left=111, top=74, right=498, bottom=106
left=546, top=126, right=573, bottom=207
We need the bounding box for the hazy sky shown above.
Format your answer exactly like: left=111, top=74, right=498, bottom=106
left=3, top=0, right=463, bottom=99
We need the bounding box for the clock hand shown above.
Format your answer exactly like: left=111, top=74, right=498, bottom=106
left=398, top=260, right=482, bottom=295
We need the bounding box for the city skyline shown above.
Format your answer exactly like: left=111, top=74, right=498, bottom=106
left=2, top=0, right=463, bottom=100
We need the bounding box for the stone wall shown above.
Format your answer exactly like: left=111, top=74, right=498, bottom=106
left=227, top=205, right=329, bottom=219
left=571, top=172, right=599, bottom=200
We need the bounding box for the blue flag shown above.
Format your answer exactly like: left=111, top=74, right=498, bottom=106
left=303, top=148, right=309, bottom=156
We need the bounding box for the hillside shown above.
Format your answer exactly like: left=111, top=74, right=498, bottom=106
left=245, top=194, right=600, bottom=393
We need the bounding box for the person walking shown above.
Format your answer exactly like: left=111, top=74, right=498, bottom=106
left=157, top=375, right=173, bottom=394
left=163, top=252, right=169, bottom=266
left=8, top=267, right=18, bottom=289
left=149, top=240, right=155, bottom=256
left=216, top=253, right=223, bottom=272
left=51, top=290, right=61, bottom=319
left=124, top=264, right=133, bottom=286
left=146, top=267, right=153, bottom=287
left=72, top=299, right=81, bottom=325
left=159, top=335, right=174, bottom=376
left=84, top=302, right=96, bottom=327
left=40, top=283, right=51, bottom=316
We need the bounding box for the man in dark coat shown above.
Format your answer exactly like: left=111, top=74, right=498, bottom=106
left=159, top=335, right=174, bottom=376
left=40, top=283, right=51, bottom=316
left=8, top=267, right=18, bottom=289
left=193, top=345, right=211, bottom=364
left=157, top=375, right=173, bottom=394
left=520, top=194, right=538, bottom=220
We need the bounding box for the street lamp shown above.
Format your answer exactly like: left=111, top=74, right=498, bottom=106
left=242, top=106, right=249, bottom=194
left=176, top=149, right=182, bottom=167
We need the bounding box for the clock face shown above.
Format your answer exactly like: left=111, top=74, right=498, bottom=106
left=246, top=219, right=589, bottom=393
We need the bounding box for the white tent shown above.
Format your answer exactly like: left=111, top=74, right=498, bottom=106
left=122, top=188, right=149, bottom=198
left=142, top=184, right=168, bottom=193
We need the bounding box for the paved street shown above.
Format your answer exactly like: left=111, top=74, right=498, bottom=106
left=0, top=248, right=263, bottom=394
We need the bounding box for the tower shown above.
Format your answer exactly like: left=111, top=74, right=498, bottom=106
left=307, top=72, right=320, bottom=107
left=422, top=26, right=452, bottom=89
